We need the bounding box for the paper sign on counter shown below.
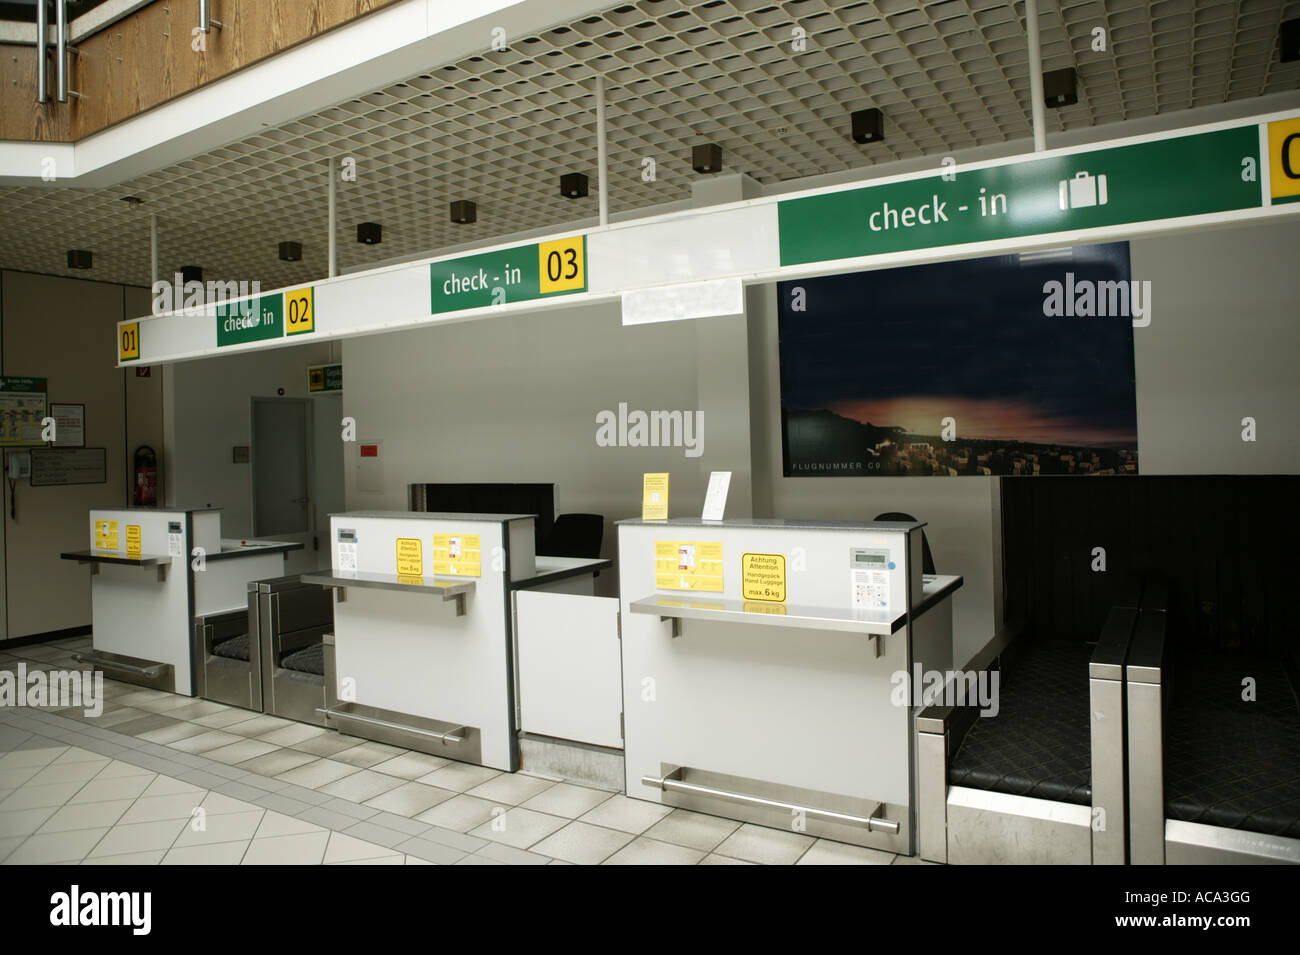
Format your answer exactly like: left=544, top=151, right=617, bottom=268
left=654, top=540, right=723, bottom=592
left=702, top=471, right=731, bottom=521
left=642, top=473, right=669, bottom=520
left=433, top=533, right=481, bottom=577
left=395, top=538, right=423, bottom=577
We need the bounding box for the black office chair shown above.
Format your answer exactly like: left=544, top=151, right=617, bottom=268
left=539, top=513, right=604, bottom=559
left=874, top=511, right=936, bottom=576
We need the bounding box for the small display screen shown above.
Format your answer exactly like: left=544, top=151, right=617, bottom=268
left=854, top=553, right=886, bottom=565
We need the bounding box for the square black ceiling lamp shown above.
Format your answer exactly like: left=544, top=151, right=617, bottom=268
left=66, top=250, right=92, bottom=269
left=450, top=200, right=477, bottom=224
left=1281, top=18, right=1299, bottom=63
left=357, top=222, right=382, bottom=244
left=692, top=143, right=723, bottom=174
left=850, top=108, right=884, bottom=144
left=561, top=173, right=589, bottom=198
left=1043, top=68, right=1078, bottom=108
left=180, top=265, right=203, bottom=284
left=278, top=241, right=303, bottom=262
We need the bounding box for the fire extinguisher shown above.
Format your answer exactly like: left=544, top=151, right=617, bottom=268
left=133, top=445, right=158, bottom=507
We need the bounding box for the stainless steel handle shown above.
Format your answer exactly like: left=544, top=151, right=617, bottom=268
left=73, top=651, right=168, bottom=678
left=321, top=705, right=464, bottom=745
left=199, top=0, right=224, bottom=32
left=35, top=0, right=47, bottom=103
left=55, top=0, right=68, bottom=101
left=642, top=770, right=899, bottom=834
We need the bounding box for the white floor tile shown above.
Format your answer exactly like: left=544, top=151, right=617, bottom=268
left=87, top=818, right=188, bottom=857
left=38, top=798, right=134, bottom=833
left=174, top=809, right=265, bottom=848
left=577, top=795, right=673, bottom=834
left=604, top=836, right=707, bottom=865
left=796, top=839, right=895, bottom=865
left=467, top=806, right=567, bottom=849
left=242, top=831, right=330, bottom=865
left=163, top=840, right=251, bottom=865
left=531, top=821, right=634, bottom=864
left=714, top=823, right=814, bottom=865
left=6, top=826, right=109, bottom=864
left=520, top=782, right=614, bottom=819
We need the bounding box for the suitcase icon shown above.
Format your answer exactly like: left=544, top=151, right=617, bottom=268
left=1059, top=171, right=1108, bottom=210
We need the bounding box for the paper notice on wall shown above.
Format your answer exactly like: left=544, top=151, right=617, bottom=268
left=395, top=537, right=423, bottom=577
left=741, top=553, right=786, bottom=602
left=642, top=473, right=669, bottom=520
left=654, top=540, right=724, bottom=592
left=433, top=533, right=481, bottom=577
left=702, top=471, right=731, bottom=521
left=94, top=519, right=119, bottom=551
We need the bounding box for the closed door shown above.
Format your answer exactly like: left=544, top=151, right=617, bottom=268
left=251, top=398, right=312, bottom=537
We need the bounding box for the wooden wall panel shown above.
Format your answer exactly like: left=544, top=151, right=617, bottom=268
left=2, top=0, right=403, bottom=144
left=0, top=44, right=73, bottom=143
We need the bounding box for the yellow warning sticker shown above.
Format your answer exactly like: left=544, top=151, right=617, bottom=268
left=94, top=519, right=119, bottom=550
left=395, top=537, right=423, bottom=577
left=433, top=533, right=481, bottom=577
left=125, top=525, right=142, bottom=559
left=654, top=540, right=723, bottom=593
left=741, top=553, right=786, bottom=602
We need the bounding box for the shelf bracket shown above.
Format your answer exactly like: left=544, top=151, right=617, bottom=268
left=659, top=615, right=681, bottom=638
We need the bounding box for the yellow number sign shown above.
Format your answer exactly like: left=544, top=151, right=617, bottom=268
left=285, top=287, right=314, bottom=335
left=537, top=236, right=585, bottom=294
left=1269, top=117, right=1300, bottom=203
left=119, top=322, right=140, bottom=362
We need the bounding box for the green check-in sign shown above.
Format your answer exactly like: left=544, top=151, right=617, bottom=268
left=778, top=125, right=1263, bottom=266
left=216, top=296, right=282, bottom=347
left=430, top=235, right=587, bottom=314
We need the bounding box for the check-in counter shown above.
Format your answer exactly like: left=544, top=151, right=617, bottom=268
left=618, top=517, right=961, bottom=855
left=302, top=511, right=522, bottom=770
left=61, top=506, right=301, bottom=695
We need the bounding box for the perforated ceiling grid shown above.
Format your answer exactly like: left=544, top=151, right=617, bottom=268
left=0, top=0, right=1296, bottom=292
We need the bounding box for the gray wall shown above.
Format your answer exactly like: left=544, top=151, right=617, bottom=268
left=0, top=271, right=157, bottom=641
left=1131, top=217, right=1300, bottom=473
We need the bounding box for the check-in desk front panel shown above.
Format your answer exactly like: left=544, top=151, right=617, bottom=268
left=72, top=508, right=300, bottom=697
left=619, top=518, right=947, bottom=855
left=324, top=513, right=534, bottom=771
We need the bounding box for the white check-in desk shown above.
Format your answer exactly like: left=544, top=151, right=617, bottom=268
left=304, top=511, right=608, bottom=772
left=618, top=517, right=962, bottom=855
left=62, top=506, right=301, bottom=695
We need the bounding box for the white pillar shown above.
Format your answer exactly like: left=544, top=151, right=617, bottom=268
left=1026, top=0, right=1047, bottom=152
left=596, top=75, right=608, bottom=227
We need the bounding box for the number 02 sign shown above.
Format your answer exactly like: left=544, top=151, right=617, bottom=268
left=285, top=287, right=315, bottom=336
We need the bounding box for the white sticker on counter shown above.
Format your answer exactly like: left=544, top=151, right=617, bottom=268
left=337, top=528, right=358, bottom=572
left=850, top=547, right=891, bottom=612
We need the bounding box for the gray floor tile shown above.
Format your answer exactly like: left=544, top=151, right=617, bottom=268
left=531, top=820, right=634, bottom=864
left=395, top=836, right=466, bottom=865
left=603, top=836, right=707, bottom=865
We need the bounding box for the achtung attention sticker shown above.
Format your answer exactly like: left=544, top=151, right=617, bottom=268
left=741, top=553, right=786, bottom=602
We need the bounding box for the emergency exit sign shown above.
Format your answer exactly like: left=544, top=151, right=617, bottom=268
left=779, top=125, right=1263, bottom=267
left=429, top=235, right=586, bottom=314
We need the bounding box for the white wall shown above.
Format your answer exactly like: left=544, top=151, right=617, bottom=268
left=167, top=340, right=338, bottom=573
left=341, top=300, right=752, bottom=576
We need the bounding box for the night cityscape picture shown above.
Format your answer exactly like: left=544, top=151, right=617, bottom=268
left=778, top=242, right=1140, bottom=477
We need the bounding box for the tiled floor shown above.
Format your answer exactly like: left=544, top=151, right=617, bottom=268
left=0, top=635, right=927, bottom=865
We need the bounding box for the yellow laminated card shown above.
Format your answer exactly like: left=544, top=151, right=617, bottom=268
left=395, top=537, right=423, bottom=577
left=642, top=473, right=669, bottom=520
left=655, top=540, right=724, bottom=593
left=125, top=525, right=142, bottom=559
left=94, top=519, right=119, bottom=550
left=741, top=553, right=786, bottom=602
left=433, top=533, right=481, bottom=577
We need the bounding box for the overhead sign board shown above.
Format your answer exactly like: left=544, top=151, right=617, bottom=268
left=778, top=125, right=1262, bottom=266
left=118, top=109, right=1300, bottom=367
left=430, top=235, right=587, bottom=314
